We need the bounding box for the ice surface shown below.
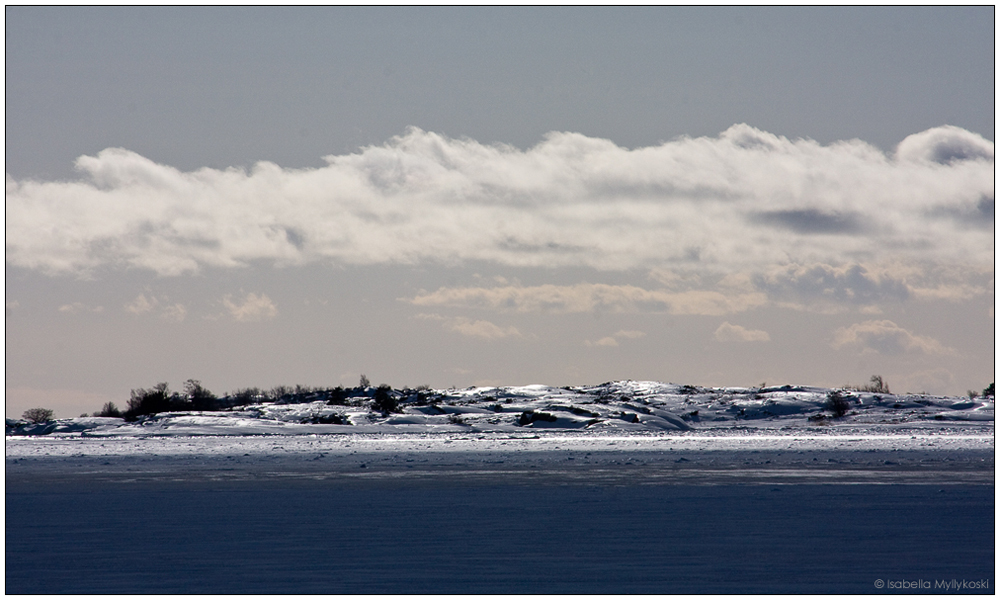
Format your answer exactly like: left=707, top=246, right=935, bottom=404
left=7, top=483, right=994, bottom=594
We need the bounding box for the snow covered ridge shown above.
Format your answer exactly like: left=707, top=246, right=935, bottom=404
left=5, top=381, right=993, bottom=437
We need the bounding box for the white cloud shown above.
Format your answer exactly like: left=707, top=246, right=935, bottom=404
left=125, top=293, right=187, bottom=322
left=832, top=320, right=954, bottom=356
left=714, top=322, right=771, bottom=343
left=409, top=283, right=766, bottom=316
left=58, top=302, right=103, bottom=314
left=584, top=329, right=646, bottom=348
left=416, top=313, right=522, bottom=340
left=223, top=292, right=278, bottom=322
left=125, top=293, right=158, bottom=315
left=161, top=303, right=187, bottom=323
left=447, top=317, right=523, bottom=340
left=5, top=125, right=992, bottom=280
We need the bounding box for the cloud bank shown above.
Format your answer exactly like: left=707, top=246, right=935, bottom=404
left=832, top=320, right=954, bottom=356
left=6, top=125, right=993, bottom=279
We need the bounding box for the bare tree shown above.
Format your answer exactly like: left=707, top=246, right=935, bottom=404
left=864, top=375, right=890, bottom=394
left=22, top=408, right=55, bottom=423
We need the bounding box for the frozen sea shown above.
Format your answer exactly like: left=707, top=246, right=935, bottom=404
left=6, top=429, right=995, bottom=594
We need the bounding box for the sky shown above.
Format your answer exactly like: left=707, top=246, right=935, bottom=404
left=5, top=6, right=995, bottom=418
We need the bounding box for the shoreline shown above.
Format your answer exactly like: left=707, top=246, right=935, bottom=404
left=8, top=429, right=994, bottom=487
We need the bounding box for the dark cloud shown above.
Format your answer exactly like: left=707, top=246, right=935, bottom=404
left=498, top=237, right=588, bottom=255
left=750, top=209, right=867, bottom=235
left=753, top=263, right=911, bottom=306
left=896, top=125, right=994, bottom=165
left=928, top=194, right=994, bottom=229
left=979, top=195, right=995, bottom=218
left=722, top=125, right=779, bottom=151
left=283, top=227, right=306, bottom=250
left=927, top=137, right=994, bottom=165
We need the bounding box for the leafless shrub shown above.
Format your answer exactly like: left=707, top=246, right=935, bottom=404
left=848, top=375, right=890, bottom=394
left=826, top=390, right=851, bottom=418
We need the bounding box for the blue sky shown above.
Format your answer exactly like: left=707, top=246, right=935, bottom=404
left=5, top=7, right=995, bottom=417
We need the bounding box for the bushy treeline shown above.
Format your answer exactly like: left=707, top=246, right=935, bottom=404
left=91, top=376, right=999, bottom=422
left=111, top=377, right=437, bottom=421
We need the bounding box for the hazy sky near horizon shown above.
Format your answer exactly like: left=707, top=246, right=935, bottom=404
left=5, top=6, right=995, bottom=417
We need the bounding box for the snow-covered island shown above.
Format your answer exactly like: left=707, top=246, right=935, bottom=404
left=6, top=380, right=995, bottom=437
left=6, top=381, right=993, bottom=486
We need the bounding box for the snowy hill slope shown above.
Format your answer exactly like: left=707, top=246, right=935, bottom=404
left=6, top=381, right=993, bottom=437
